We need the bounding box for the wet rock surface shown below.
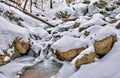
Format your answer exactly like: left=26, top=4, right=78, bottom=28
left=20, top=61, right=62, bottom=78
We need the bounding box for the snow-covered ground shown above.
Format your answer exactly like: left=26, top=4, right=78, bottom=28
left=0, top=55, right=34, bottom=78
left=0, top=0, right=120, bottom=78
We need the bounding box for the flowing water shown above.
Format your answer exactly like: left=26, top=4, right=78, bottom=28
left=20, top=61, right=62, bottom=78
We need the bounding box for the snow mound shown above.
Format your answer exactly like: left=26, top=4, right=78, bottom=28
left=28, top=27, right=49, bottom=39
left=80, top=13, right=106, bottom=28
left=69, top=37, right=120, bottom=78
left=51, top=36, right=88, bottom=52
left=0, top=16, right=29, bottom=55
left=93, top=26, right=116, bottom=41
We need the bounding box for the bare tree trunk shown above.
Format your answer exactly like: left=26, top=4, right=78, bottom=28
left=30, top=0, right=32, bottom=13
left=23, top=0, right=28, bottom=12
left=41, top=0, right=44, bottom=10
left=50, top=0, right=53, bottom=9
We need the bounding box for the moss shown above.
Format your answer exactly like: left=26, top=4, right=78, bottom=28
left=84, top=31, right=89, bottom=36
left=75, top=52, right=98, bottom=69
left=82, top=0, right=91, bottom=4
left=11, top=39, right=21, bottom=60
left=93, top=0, right=107, bottom=9
left=4, top=11, right=24, bottom=25
left=111, top=19, right=117, bottom=23
left=79, top=27, right=87, bottom=32
left=73, top=22, right=80, bottom=28
left=56, top=11, right=70, bottom=20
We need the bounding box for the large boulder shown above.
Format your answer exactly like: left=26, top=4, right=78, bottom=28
left=54, top=47, right=86, bottom=61
left=0, top=38, right=30, bottom=65
left=0, top=16, right=30, bottom=65
left=94, top=35, right=117, bottom=57
left=13, top=38, right=30, bottom=54
left=51, top=36, right=88, bottom=61
left=75, top=52, right=98, bottom=69
left=11, top=38, right=30, bottom=60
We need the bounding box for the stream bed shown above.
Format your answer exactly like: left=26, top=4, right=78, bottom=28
left=20, top=60, right=62, bottom=78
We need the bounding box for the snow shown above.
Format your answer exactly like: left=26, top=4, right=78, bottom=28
left=71, top=46, right=95, bottom=64
left=80, top=13, right=106, bottom=28
left=0, top=73, right=8, bottom=78
left=0, top=0, right=120, bottom=78
left=6, top=47, right=14, bottom=57
left=0, top=56, right=34, bottom=78
left=115, top=13, right=120, bottom=20
left=28, top=27, right=49, bottom=39
left=0, top=16, right=29, bottom=55
left=69, top=38, right=120, bottom=78
left=4, top=56, right=10, bottom=62
left=52, top=63, right=76, bottom=78
left=51, top=36, right=88, bottom=52
left=71, top=3, right=88, bottom=16
left=93, top=25, right=116, bottom=41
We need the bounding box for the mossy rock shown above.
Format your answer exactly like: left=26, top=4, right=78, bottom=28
left=82, top=0, right=91, bottom=4
left=75, top=52, right=98, bottom=69
left=84, top=31, right=89, bottom=36
left=13, top=38, right=30, bottom=54
left=79, top=27, right=87, bottom=32
left=57, top=11, right=70, bottom=20
left=93, top=0, right=107, bottom=9
left=66, top=0, right=75, bottom=4
left=0, top=52, right=10, bottom=65
left=53, top=47, right=86, bottom=61
left=105, top=6, right=116, bottom=11
left=94, top=35, right=117, bottom=57
left=73, top=22, right=80, bottom=28
left=0, top=38, right=30, bottom=65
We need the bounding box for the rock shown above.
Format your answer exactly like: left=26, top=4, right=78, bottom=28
left=0, top=52, right=10, bottom=65
left=116, top=0, right=120, bottom=5
left=57, top=11, right=70, bottom=20
left=93, top=0, right=107, bottom=9
left=82, top=0, right=91, bottom=4
left=84, top=31, right=89, bottom=36
left=0, top=38, right=30, bottom=65
left=105, top=6, right=116, bottom=11
left=75, top=52, right=98, bottom=69
left=54, top=48, right=86, bottom=61
left=13, top=37, right=30, bottom=54
left=94, top=35, right=117, bottom=57
left=79, top=27, right=87, bottom=32
left=116, top=23, right=120, bottom=29
left=11, top=37, right=30, bottom=60
left=66, top=0, right=75, bottom=4
left=73, top=22, right=80, bottom=28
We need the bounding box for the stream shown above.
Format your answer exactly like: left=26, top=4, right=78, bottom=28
left=20, top=60, right=62, bottom=78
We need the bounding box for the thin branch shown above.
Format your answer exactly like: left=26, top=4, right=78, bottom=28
left=1, top=0, right=55, bottom=27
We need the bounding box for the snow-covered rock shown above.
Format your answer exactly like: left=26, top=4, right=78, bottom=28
left=75, top=52, right=98, bottom=68
left=51, top=36, right=88, bottom=52
left=80, top=13, right=106, bottom=28
left=0, top=16, right=30, bottom=65
left=94, top=35, right=117, bottom=56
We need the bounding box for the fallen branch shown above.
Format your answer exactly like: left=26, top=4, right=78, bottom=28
left=1, top=0, right=55, bottom=27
